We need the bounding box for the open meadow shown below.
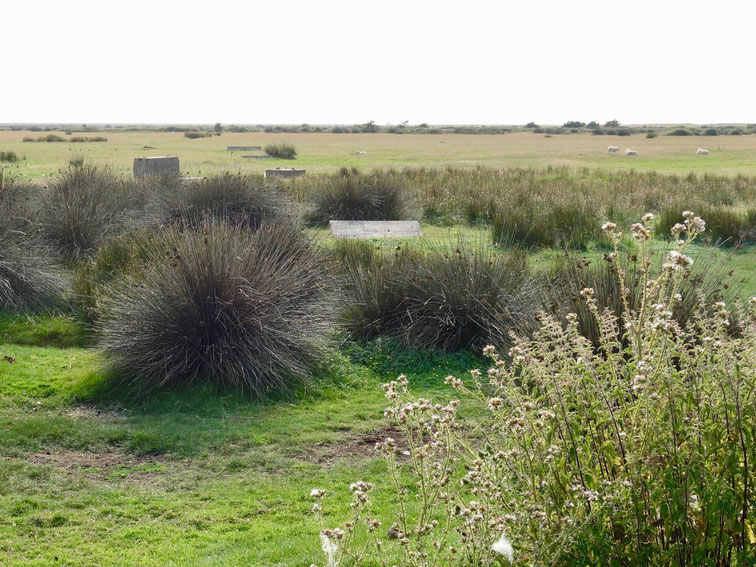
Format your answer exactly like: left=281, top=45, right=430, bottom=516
left=3, top=130, right=756, bottom=179
left=1, top=131, right=755, bottom=566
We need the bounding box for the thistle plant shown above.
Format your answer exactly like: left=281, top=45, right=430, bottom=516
left=312, top=212, right=756, bottom=566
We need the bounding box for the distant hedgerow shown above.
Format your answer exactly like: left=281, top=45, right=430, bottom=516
left=184, top=131, right=213, bottom=139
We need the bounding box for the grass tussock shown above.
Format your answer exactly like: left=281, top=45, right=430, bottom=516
left=0, top=184, right=67, bottom=311
left=36, top=166, right=142, bottom=261
left=264, top=143, right=297, bottom=159
left=98, top=221, right=333, bottom=396
left=0, top=151, right=20, bottom=163
left=305, top=171, right=407, bottom=225
left=338, top=241, right=536, bottom=352
left=542, top=244, right=742, bottom=347
left=656, top=204, right=756, bottom=243
left=149, top=173, right=280, bottom=230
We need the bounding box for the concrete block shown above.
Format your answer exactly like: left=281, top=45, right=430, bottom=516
left=329, top=220, right=423, bottom=239
left=264, top=168, right=306, bottom=178
left=133, top=156, right=180, bottom=178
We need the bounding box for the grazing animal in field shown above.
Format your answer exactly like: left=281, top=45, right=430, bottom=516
left=355, top=150, right=367, bottom=155
left=608, top=145, right=619, bottom=154
left=697, top=147, right=710, bottom=156
left=625, top=149, right=638, bottom=156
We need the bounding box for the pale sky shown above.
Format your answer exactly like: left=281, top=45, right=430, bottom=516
left=3, top=0, right=755, bottom=125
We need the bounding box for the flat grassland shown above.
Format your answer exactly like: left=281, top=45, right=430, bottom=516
left=2, top=130, right=756, bottom=179
left=1, top=131, right=755, bottom=565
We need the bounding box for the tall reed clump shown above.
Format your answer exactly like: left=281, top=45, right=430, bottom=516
left=36, top=166, right=141, bottom=261
left=491, top=201, right=600, bottom=249
left=656, top=204, right=756, bottom=244
left=97, top=221, right=332, bottom=396
left=0, top=181, right=66, bottom=311
left=149, top=173, right=279, bottom=230
left=542, top=223, right=742, bottom=346
left=306, top=171, right=407, bottom=225
left=338, top=242, right=536, bottom=352
left=312, top=212, right=756, bottom=566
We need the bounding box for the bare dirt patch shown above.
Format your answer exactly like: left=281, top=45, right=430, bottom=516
left=66, top=405, right=128, bottom=421
left=301, top=425, right=407, bottom=466
left=27, top=449, right=166, bottom=479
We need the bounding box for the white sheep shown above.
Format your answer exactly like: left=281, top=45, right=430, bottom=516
left=355, top=150, right=367, bottom=155
left=697, top=148, right=709, bottom=156
left=625, top=149, right=638, bottom=156
left=608, top=146, right=619, bottom=154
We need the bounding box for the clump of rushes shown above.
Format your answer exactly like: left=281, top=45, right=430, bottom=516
left=0, top=218, right=66, bottom=312
left=97, top=221, right=332, bottom=396
left=264, top=143, right=297, bottom=159
left=150, top=173, right=279, bottom=230
left=306, top=171, right=407, bottom=225
left=36, top=165, right=140, bottom=261
left=313, top=212, right=756, bottom=566
left=0, top=180, right=66, bottom=311
left=339, top=243, right=537, bottom=352
left=542, top=213, right=741, bottom=346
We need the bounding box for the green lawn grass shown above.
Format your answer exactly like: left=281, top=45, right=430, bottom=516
left=0, top=320, right=480, bottom=565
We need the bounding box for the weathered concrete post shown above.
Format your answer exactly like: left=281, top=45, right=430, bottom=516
left=133, top=156, right=180, bottom=178
left=264, top=168, right=306, bottom=179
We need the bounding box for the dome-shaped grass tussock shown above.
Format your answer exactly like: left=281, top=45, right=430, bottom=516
left=305, top=171, right=407, bottom=225
left=97, top=221, right=332, bottom=396
left=0, top=180, right=67, bottom=311
left=150, top=173, right=279, bottom=230
left=37, top=166, right=141, bottom=261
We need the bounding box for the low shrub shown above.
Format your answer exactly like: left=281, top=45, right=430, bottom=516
left=305, top=172, right=406, bottom=225
left=36, top=166, right=141, bottom=261
left=704, top=128, right=719, bottom=136
left=0, top=151, right=19, bottom=162
left=668, top=128, right=694, bottom=136
left=646, top=131, right=657, bottom=138
left=98, top=221, right=333, bottom=396
left=264, top=143, right=297, bottom=159
left=314, top=214, right=756, bottom=566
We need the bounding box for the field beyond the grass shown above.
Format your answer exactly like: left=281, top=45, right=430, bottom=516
left=2, top=130, right=756, bottom=179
